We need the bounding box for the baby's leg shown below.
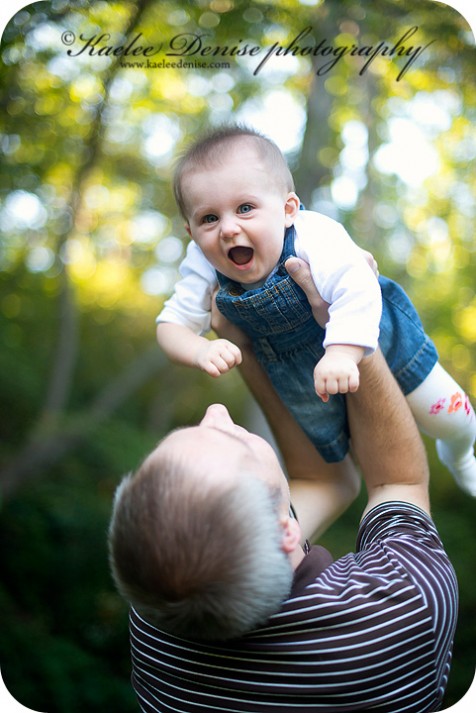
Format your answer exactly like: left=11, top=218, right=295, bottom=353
left=406, top=362, right=476, bottom=496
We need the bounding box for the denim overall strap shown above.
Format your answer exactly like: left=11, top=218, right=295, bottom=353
left=215, top=226, right=319, bottom=345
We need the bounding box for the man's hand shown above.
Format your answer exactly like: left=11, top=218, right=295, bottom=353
left=285, top=251, right=379, bottom=329
left=195, top=338, right=242, bottom=378
left=314, top=346, right=363, bottom=402
left=285, top=257, right=330, bottom=328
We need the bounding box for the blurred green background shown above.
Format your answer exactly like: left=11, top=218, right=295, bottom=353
left=0, top=1, right=475, bottom=710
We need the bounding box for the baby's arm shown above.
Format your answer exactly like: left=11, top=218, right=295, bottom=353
left=156, top=242, right=242, bottom=377
left=286, top=243, right=378, bottom=402
left=294, top=212, right=382, bottom=402
left=314, top=344, right=365, bottom=403
left=156, top=322, right=242, bottom=378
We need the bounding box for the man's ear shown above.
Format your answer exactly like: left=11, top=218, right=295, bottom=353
left=284, top=192, right=300, bottom=227
left=280, top=514, right=302, bottom=554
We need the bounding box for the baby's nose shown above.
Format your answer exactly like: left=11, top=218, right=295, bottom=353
left=220, top=217, right=240, bottom=238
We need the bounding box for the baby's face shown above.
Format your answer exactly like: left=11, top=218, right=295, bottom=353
left=182, top=144, right=299, bottom=284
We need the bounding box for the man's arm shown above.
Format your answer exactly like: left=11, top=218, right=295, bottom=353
left=285, top=256, right=430, bottom=517
left=211, top=298, right=360, bottom=542
left=347, top=349, right=430, bottom=517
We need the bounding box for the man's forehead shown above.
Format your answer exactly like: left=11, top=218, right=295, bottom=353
left=149, top=425, right=248, bottom=491
left=150, top=422, right=289, bottom=510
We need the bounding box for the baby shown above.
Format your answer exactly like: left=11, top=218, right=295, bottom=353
left=156, top=124, right=476, bottom=497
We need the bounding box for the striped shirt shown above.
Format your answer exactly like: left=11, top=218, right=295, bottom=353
left=129, top=502, right=458, bottom=713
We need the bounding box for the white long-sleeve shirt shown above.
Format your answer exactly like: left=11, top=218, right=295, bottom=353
left=157, top=210, right=382, bottom=353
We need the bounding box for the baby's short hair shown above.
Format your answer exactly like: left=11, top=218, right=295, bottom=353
left=173, top=124, right=295, bottom=219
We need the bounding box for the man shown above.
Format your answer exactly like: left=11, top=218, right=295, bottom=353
left=108, top=259, right=458, bottom=713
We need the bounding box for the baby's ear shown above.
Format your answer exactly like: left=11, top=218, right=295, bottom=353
left=185, top=223, right=192, bottom=237
left=284, top=193, right=300, bottom=227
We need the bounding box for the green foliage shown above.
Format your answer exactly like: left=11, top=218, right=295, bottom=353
left=1, top=0, right=475, bottom=710
left=0, top=444, right=134, bottom=711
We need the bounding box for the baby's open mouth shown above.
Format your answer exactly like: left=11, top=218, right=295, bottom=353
left=228, top=246, right=254, bottom=265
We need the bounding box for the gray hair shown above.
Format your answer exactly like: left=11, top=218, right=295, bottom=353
left=173, top=123, right=295, bottom=219
left=108, top=448, right=293, bottom=640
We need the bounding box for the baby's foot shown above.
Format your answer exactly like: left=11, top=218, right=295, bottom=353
left=436, top=440, right=476, bottom=497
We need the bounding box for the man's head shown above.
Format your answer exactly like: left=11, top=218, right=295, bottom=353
left=173, top=125, right=300, bottom=285
left=108, top=405, right=302, bottom=640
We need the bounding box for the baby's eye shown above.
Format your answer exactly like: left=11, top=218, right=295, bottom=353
left=202, top=214, right=218, bottom=224
left=238, top=204, right=253, bottom=214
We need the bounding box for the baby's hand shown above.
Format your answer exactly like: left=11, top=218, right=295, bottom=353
left=195, top=339, right=242, bottom=378
left=314, top=347, right=363, bottom=402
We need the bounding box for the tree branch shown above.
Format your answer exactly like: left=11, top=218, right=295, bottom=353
left=0, top=345, right=166, bottom=501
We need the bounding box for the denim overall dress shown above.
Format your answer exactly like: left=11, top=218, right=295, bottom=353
left=216, top=226, right=438, bottom=462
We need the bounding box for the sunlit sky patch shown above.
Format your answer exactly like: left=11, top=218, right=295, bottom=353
left=0, top=190, right=47, bottom=230
left=142, top=119, right=179, bottom=165
left=130, top=211, right=169, bottom=244
left=373, top=117, right=440, bottom=187
left=140, top=265, right=178, bottom=296
left=237, top=89, right=306, bottom=154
